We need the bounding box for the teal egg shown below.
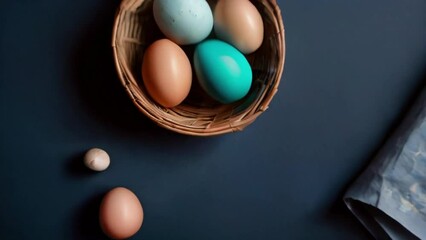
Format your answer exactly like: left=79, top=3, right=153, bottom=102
left=194, top=39, right=252, bottom=104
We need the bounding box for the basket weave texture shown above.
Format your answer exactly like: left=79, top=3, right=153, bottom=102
left=112, top=0, right=285, bottom=136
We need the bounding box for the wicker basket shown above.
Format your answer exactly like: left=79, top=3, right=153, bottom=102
left=112, top=0, right=285, bottom=136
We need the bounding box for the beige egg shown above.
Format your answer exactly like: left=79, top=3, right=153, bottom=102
left=214, top=0, right=264, bottom=54
left=84, top=148, right=110, bottom=171
left=100, top=187, right=144, bottom=239
left=142, top=39, right=192, bottom=108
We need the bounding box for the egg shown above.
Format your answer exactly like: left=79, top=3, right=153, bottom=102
left=194, top=39, right=252, bottom=104
left=84, top=148, right=110, bottom=171
left=142, top=39, right=192, bottom=107
left=153, top=0, right=213, bottom=45
left=214, top=0, right=264, bottom=54
left=100, top=187, right=144, bottom=239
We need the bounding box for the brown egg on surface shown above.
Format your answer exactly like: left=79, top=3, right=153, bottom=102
left=142, top=39, right=192, bottom=108
left=99, top=187, right=143, bottom=239
left=214, top=0, right=264, bottom=54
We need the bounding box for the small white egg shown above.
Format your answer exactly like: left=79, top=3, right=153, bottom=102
left=84, top=148, right=110, bottom=171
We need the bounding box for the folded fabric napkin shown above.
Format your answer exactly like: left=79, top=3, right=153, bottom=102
left=345, top=86, right=425, bottom=240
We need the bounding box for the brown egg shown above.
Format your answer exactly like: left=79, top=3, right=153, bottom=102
left=99, top=187, right=143, bottom=239
left=142, top=39, right=192, bottom=107
left=214, top=0, right=264, bottom=54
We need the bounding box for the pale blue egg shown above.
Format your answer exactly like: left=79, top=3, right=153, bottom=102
left=153, top=0, right=213, bottom=45
left=194, top=39, right=252, bottom=104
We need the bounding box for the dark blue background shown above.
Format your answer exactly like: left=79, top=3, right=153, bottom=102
left=1, top=0, right=425, bottom=239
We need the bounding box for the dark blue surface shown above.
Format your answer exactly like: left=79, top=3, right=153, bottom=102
left=1, top=0, right=425, bottom=239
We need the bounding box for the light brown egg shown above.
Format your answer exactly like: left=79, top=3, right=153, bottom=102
left=142, top=39, right=192, bottom=108
left=214, top=0, right=264, bottom=54
left=99, top=187, right=143, bottom=239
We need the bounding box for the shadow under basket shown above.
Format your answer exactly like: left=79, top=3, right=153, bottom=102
left=112, top=0, right=285, bottom=136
